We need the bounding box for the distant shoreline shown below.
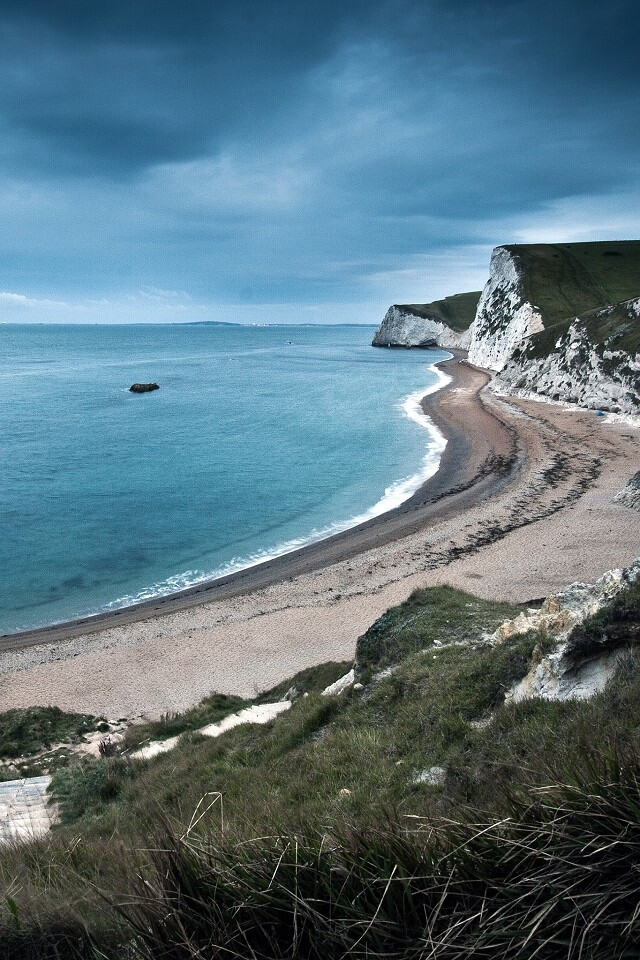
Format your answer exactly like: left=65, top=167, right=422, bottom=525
left=0, top=352, right=513, bottom=653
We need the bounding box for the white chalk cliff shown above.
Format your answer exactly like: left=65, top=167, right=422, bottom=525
left=496, top=297, right=640, bottom=416
left=467, top=246, right=545, bottom=371
left=375, top=242, right=640, bottom=414
left=372, top=305, right=471, bottom=350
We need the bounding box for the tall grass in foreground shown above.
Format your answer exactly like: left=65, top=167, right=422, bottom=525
left=98, top=752, right=639, bottom=959
left=3, top=752, right=640, bottom=958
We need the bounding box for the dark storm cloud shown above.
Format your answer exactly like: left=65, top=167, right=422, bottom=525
left=0, top=0, right=373, bottom=175
left=0, top=0, right=639, bottom=319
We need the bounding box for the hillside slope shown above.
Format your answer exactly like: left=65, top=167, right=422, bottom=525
left=3, top=559, right=640, bottom=956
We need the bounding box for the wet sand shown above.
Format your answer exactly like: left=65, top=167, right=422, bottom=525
left=1, top=355, right=639, bottom=719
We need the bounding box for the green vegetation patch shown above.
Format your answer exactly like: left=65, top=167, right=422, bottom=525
left=0, top=706, right=105, bottom=760
left=399, top=290, right=481, bottom=332
left=581, top=297, right=640, bottom=357
left=355, top=584, right=523, bottom=676
left=52, top=758, right=141, bottom=825
left=504, top=240, right=640, bottom=329
left=559, top=239, right=640, bottom=304
left=6, top=582, right=640, bottom=957
left=99, top=758, right=640, bottom=960
left=505, top=243, right=610, bottom=324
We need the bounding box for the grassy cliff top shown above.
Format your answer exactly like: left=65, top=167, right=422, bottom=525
left=397, top=290, right=481, bottom=331
left=503, top=240, right=640, bottom=326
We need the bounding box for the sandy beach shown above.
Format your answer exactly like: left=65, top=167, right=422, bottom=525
left=1, top=354, right=639, bottom=719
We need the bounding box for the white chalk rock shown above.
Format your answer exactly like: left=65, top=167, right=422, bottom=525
left=468, top=247, right=545, bottom=371
left=495, top=558, right=640, bottom=703
left=372, top=306, right=471, bottom=350
left=322, top=669, right=355, bottom=696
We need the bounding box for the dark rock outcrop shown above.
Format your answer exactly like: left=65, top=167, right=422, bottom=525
left=129, top=383, right=160, bottom=393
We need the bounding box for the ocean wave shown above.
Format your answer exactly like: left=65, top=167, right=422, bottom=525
left=100, top=359, right=451, bottom=614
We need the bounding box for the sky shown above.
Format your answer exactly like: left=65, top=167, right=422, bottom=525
left=1, top=0, right=639, bottom=324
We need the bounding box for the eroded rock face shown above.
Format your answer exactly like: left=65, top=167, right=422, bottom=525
left=467, top=247, right=545, bottom=371
left=129, top=383, right=160, bottom=393
left=372, top=306, right=471, bottom=350
left=614, top=471, right=640, bottom=511
left=495, top=298, right=640, bottom=416
left=491, top=559, right=640, bottom=702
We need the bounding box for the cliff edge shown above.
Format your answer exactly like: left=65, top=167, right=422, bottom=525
left=372, top=292, right=479, bottom=349
left=468, top=241, right=640, bottom=371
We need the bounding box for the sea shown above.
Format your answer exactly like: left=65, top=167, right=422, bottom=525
left=0, top=323, right=449, bottom=635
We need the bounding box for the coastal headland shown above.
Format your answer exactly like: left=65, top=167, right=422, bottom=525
left=1, top=353, right=638, bottom=719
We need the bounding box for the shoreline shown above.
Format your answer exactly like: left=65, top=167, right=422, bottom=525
left=1, top=355, right=638, bottom=718
left=1, top=351, right=499, bottom=653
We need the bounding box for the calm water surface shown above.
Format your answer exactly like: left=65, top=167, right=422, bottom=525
left=0, top=323, right=448, bottom=634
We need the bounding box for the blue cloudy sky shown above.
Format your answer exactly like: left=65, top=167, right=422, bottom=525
left=1, top=0, right=639, bottom=324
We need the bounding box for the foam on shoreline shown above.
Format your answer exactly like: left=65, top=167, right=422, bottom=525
left=95, top=359, right=451, bottom=617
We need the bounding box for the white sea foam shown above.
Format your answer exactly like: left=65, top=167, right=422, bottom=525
left=101, top=359, right=451, bottom=614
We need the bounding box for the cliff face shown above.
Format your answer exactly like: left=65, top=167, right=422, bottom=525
left=374, top=241, right=640, bottom=415
left=496, top=297, right=640, bottom=416
left=467, top=247, right=546, bottom=371
left=372, top=305, right=471, bottom=349
left=467, top=242, right=636, bottom=371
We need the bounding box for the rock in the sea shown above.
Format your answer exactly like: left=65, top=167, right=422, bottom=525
left=129, top=383, right=160, bottom=393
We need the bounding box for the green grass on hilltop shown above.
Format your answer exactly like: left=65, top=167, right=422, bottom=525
left=559, top=239, right=640, bottom=304
left=399, top=290, right=481, bottom=331
left=356, top=584, right=522, bottom=677
left=505, top=240, right=640, bottom=326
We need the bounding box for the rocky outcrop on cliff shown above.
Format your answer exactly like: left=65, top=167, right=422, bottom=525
left=495, top=297, right=640, bottom=415
left=467, top=244, right=616, bottom=371
left=492, top=558, right=640, bottom=702
left=373, top=305, right=471, bottom=349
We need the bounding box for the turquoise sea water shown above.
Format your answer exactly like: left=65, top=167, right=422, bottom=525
left=0, top=323, right=449, bottom=634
